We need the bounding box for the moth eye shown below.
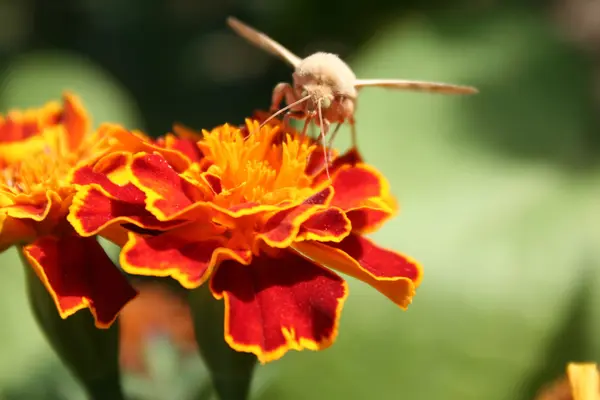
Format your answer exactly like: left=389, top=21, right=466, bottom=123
left=321, top=97, right=332, bottom=109
left=301, top=90, right=309, bottom=98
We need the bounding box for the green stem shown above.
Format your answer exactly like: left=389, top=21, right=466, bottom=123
left=188, top=284, right=257, bottom=400
left=21, top=250, right=126, bottom=400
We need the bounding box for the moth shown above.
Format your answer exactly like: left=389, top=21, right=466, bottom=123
left=227, top=16, right=478, bottom=177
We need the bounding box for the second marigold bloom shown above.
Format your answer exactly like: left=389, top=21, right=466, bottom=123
left=0, top=93, right=137, bottom=328
left=69, top=118, right=422, bottom=363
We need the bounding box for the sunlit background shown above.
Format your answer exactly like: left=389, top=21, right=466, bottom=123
left=1, top=0, right=600, bottom=399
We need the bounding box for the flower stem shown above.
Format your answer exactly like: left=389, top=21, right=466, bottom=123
left=20, top=249, right=126, bottom=400
left=188, top=284, right=257, bottom=400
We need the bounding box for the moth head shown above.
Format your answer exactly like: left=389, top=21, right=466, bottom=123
left=300, top=85, right=334, bottom=111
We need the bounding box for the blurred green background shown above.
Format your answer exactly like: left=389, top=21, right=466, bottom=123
left=1, top=0, right=600, bottom=399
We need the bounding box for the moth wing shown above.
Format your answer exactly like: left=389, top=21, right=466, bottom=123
left=354, top=79, right=478, bottom=95
left=227, top=17, right=302, bottom=67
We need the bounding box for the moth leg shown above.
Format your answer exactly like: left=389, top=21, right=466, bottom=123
left=327, top=122, right=343, bottom=148
left=319, top=119, right=332, bottom=180
left=349, top=116, right=358, bottom=149
left=282, top=110, right=305, bottom=127
left=300, top=113, right=314, bottom=138
left=326, top=122, right=344, bottom=163
left=270, top=82, right=297, bottom=113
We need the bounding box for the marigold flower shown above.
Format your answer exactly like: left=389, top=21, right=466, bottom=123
left=119, top=281, right=197, bottom=375
left=0, top=93, right=137, bottom=328
left=68, top=117, right=423, bottom=362
left=536, top=363, right=600, bottom=400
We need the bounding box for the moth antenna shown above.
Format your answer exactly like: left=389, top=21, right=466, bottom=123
left=317, top=100, right=331, bottom=181
left=259, top=94, right=311, bottom=129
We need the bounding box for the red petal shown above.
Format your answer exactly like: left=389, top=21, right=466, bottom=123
left=210, top=252, right=348, bottom=364
left=297, top=208, right=351, bottom=242
left=309, top=147, right=364, bottom=180
left=121, top=226, right=251, bottom=289
left=345, top=207, right=393, bottom=233
left=328, top=235, right=420, bottom=281
left=330, top=165, right=389, bottom=210
left=71, top=152, right=131, bottom=188
left=69, top=157, right=186, bottom=237
left=156, top=133, right=203, bottom=163
left=23, top=235, right=138, bottom=328
left=68, top=185, right=185, bottom=237
left=293, top=234, right=422, bottom=309
left=258, top=187, right=333, bottom=248
left=130, top=153, right=208, bottom=220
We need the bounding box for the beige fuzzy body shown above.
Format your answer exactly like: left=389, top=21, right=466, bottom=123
left=293, top=52, right=358, bottom=99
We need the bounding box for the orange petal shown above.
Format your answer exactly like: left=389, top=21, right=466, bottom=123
left=99, top=123, right=193, bottom=173
left=210, top=252, right=348, bottom=364
left=2, top=191, right=55, bottom=222
left=293, top=234, right=422, bottom=309
left=61, top=92, right=90, bottom=152
left=23, top=235, right=138, bottom=328
left=0, top=99, right=62, bottom=143
left=0, top=213, right=36, bottom=251
left=567, top=363, right=600, bottom=400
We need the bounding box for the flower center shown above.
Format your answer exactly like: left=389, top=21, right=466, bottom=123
left=2, top=150, right=71, bottom=196
left=1, top=127, right=94, bottom=196
left=197, top=120, right=318, bottom=207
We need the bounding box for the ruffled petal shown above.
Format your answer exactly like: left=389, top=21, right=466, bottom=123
left=327, top=164, right=396, bottom=232
left=99, top=124, right=193, bottom=173
left=1, top=191, right=54, bottom=221
left=0, top=213, right=36, bottom=251
left=297, top=208, right=351, bottom=243
left=129, top=153, right=209, bottom=220
left=22, top=235, right=138, bottom=328
left=210, top=252, right=348, bottom=364
left=257, top=187, right=333, bottom=248
left=120, top=225, right=251, bottom=289
left=68, top=185, right=186, bottom=238
left=68, top=154, right=187, bottom=239
left=293, top=234, right=422, bottom=309
left=345, top=204, right=394, bottom=234
left=330, top=164, right=391, bottom=210
left=155, top=132, right=203, bottom=163
left=309, top=147, right=363, bottom=180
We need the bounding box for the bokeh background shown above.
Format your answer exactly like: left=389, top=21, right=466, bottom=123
left=1, top=0, right=600, bottom=399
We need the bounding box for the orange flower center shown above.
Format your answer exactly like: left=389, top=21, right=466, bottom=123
left=1, top=127, right=96, bottom=196
left=195, top=120, right=319, bottom=208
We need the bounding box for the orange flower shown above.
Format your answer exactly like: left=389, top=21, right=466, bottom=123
left=119, top=281, right=197, bottom=375
left=567, top=363, right=600, bottom=400
left=68, top=116, right=422, bottom=362
left=0, top=93, right=137, bottom=328
left=536, top=363, right=600, bottom=400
